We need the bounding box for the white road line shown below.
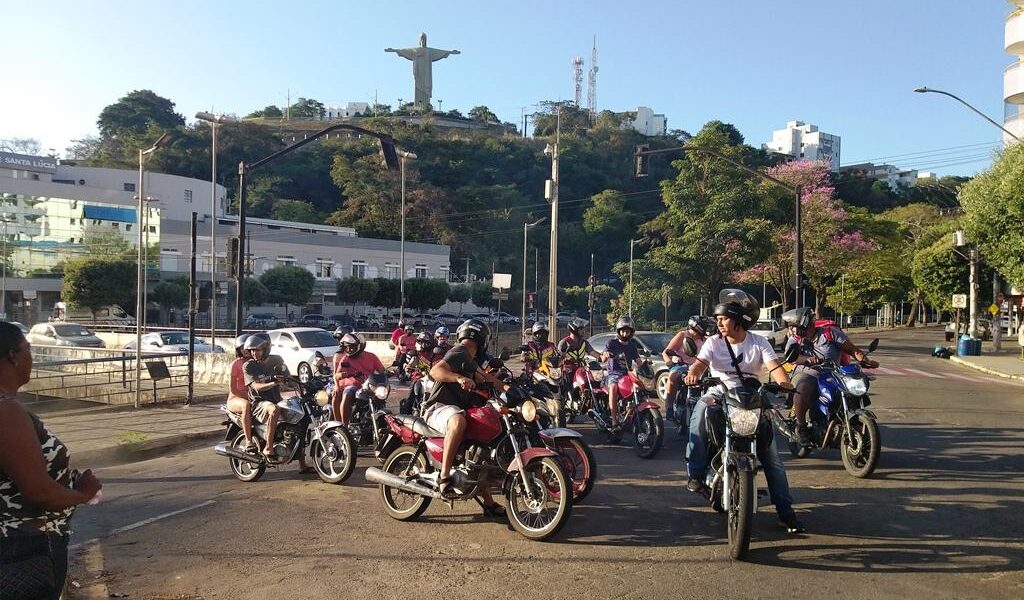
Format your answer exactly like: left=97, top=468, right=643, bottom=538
left=943, top=372, right=987, bottom=382
left=70, top=500, right=215, bottom=551
left=900, top=368, right=943, bottom=378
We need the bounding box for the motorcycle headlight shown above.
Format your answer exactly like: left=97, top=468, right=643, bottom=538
left=374, top=385, right=391, bottom=401
left=727, top=405, right=761, bottom=437
left=841, top=375, right=867, bottom=397
left=314, top=390, right=331, bottom=407
left=520, top=399, right=538, bottom=423
left=549, top=367, right=562, bottom=379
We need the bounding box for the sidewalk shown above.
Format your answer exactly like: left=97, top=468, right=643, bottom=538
left=22, top=384, right=227, bottom=469
left=949, top=341, right=1024, bottom=381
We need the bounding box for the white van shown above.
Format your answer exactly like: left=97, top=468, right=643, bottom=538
left=55, top=303, right=136, bottom=327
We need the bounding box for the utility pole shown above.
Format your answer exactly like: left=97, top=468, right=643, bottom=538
left=545, top=106, right=560, bottom=337
left=187, top=212, right=197, bottom=405
left=589, top=253, right=595, bottom=338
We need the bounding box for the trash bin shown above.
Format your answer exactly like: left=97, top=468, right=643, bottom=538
left=957, top=336, right=981, bottom=356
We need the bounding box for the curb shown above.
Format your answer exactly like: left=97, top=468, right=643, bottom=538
left=948, top=356, right=1024, bottom=381
left=75, top=428, right=224, bottom=469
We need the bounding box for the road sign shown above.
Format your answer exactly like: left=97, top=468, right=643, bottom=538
left=492, top=273, right=512, bottom=289
left=997, top=292, right=1005, bottom=304
left=661, top=291, right=672, bottom=308
left=988, top=303, right=999, bottom=316
left=952, top=294, right=967, bottom=309
left=492, top=292, right=509, bottom=301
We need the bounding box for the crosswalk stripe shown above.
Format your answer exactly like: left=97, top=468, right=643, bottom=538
left=943, top=372, right=988, bottom=382
left=899, top=367, right=944, bottom=378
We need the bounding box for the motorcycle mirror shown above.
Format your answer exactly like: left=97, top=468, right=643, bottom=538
left=681, top=337, right=698, bottom=357
left=782, top=343, right=801, bottom=363
left=868, top=338, right=879, bottom=353
left=314, top=351, right=325, bottom=359
left=665, top=348, right=678, bottom=357
left=499, top=349, right=511, bottom=361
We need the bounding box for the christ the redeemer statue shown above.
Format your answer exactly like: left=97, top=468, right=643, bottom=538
left=385, top=33, right=460, bottom=108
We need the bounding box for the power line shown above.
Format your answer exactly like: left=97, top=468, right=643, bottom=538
left=843, top=140, right=999, bottom=165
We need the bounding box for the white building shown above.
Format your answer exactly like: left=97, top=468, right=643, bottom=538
left=0, top=150, right=450, bottom=324
left=1005, top=1, right=1024, bottom=143
left=838, top=162, right=919, bottom=190
left=764, top=121, right=841, bottom=171
left=324, top=102, right=371, bottom=120
left=629, top=107, right=667, bottom=136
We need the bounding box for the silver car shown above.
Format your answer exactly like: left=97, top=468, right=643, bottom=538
left=27, top=323, right=105, bottom=348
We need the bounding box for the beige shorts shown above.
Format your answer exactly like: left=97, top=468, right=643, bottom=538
left=422, top=404, right=464, bottom=434
left=252, top=400, right=277, bottom=422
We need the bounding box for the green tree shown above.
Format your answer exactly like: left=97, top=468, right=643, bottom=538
left=242, top=278, right=269, bottom=309
left=583, top=190, right=636, bottom=240
left=468, top=105, right=498, bottom=123
left=373, top=278, right=401, bottom=314
left=246, top=105, right=283, bottom=118
left=287, top=97, right=326, bottom=119
left=260, top=265, right=315, bottom=317
left=959, top=143, right=1024, bottom=287
left=448, top=284, right=472, bottom=314
left=151, top=277, right=188, bottom=309
left=270, top=199, right=320, bottom=223
left=335, top=277, right=378, bottom=309
left=62, top=257, right=136, bottom=320
left=97, top=90, right=185, bottom=139
left=470, top=281, right=496, bottom=310
left=82, top=230, right=134, bottom=258
left=406, top=278, right=450, bottom=312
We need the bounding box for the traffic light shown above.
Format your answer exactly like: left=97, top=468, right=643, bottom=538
left=226, top=237, right=239, bottom=278
left=197, top=281, right=213, bottom=312
left=634, top=144, right=650, bottom=177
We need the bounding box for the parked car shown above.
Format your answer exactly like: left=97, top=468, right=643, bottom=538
left=588, top=330, right=674, bottom=402
left=27, top=323, right=105, bottom=348
left=299, top=313, right=331, bottom=329
left=268, top=327, right=340, bottom=383
left=435, top=312, right=462, bottom=325
left=750, top=319, right=788, bottom=349
left=355, top=315, right=384, bottom=331
left=945, top=319, right=992, bottom=342
left=3, top=321, right=30, bottom=335
left=245, top=313, right=281, bottom=328
left=556, top=312, right=587, bottom=326
left=123, top=331, right=225, bottom=353
left=491, top=311, right=521, bottom=325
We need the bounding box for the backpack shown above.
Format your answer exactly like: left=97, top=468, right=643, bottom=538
left=815, top=319, right=851, bottom=365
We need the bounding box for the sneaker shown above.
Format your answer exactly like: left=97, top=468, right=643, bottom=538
left=780, top=514, right=806, bottom=533
left=797, top=424, right=812, bottom=447
left=686, top=478, right=706, bottom=494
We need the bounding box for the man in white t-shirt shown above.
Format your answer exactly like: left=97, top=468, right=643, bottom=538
left=683, top=289, right=805, bottom=534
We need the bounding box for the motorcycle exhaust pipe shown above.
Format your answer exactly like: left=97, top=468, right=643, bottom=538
left=365, top=467, right=441, bottom=499
left=214, top=442, right=262, bottom=465
left=587, top=409, right=609, bottom=429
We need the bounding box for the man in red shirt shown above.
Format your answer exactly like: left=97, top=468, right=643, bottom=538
left=332, top=332, right=386, bottom=425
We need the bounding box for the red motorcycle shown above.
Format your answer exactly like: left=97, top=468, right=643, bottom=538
left=574, top=355, right=663, bottom=458
left=562, top=359, right=607, bottom=425
left=365, top=385, right=574, bottom=541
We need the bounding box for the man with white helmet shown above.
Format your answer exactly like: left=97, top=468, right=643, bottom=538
left=601, top=316, right=641, bottom=431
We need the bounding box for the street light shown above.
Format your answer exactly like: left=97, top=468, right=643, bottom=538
left=195, top=111, right=238, bottom=349
left=628, top=238, right=643, bottom=317
left=544, top=106, right=561, bottom=339
left=136, top=132, right=171, bottom=408
left=914, top=86, right=1021, bottom=142
left=521, top=217, right=546, bottom=336
left=398, top=150, right=417, bottom=318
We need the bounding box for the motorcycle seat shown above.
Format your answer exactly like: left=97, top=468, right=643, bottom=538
left=396, top=414, right=443, bottom=438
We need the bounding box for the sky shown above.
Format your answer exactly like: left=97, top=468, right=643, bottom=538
left=1, top=0, right=1015, bottom=177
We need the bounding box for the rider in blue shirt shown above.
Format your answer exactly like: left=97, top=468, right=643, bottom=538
left=601, top=316, right=641, bottom=431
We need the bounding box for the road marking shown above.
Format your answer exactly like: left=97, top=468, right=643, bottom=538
left=70, top=500, right=215, bottom=551
left=942, top=372, right=988, bottom=383
left=897, top=367, right=943, bottom=378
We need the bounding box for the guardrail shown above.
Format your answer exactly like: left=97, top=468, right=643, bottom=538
left=27, top=346, right=193, bottom=406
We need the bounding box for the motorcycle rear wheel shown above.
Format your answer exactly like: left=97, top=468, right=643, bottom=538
left=380, top=446, right=431, bottom=521
left=727, top=468, right=754, bottom=560
left=506, top=456, right=572, bottom=541
left=840, top=415, right=881, bottom=478
left=633, top=409, right=664, bottom=459
left=312, top=428, right=357, bottom=484
left=551, top=438, right=597, bottom=503
left=228, top=431, right=265, bottom=482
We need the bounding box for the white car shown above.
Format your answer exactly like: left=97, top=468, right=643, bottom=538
left=750, top=319, right=788, bottom=350
left=268, top=327, right=340, bottom=383
left=123, top=331, right=225, bottom=353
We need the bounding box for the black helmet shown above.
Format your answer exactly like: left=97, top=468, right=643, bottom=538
left=333, top=325, right=354, bottom=340
left=566, top=320, right=583, bottom=336
left=530, top=321, right=549, bottom=343
left=781, top=307, right=815, bottom=334
left=233, top=334, right=251, bottom=359
left=615, top=316, right=635, bottom=340
left=243, top=332, right=271, bottom=357
left=340, top=332, right=366, bottom=356
left=456, top=318, right=490, bottom=351
left=712, top=288, right=760, bottom=330
left=686, top=315, right=714, bottom=338
left=415, top=331, right=436, bottom=352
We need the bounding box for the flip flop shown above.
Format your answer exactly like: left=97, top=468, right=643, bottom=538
left=481, top=502, right=506, bottom=519
left=244, top=442, right=259, bottom=454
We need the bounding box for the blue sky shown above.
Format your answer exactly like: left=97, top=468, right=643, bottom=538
left=1, top=0, right=1014, bottom=176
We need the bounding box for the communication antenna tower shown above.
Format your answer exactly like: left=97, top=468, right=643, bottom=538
left=572, top=56, right=584, bottom=108
left=587, top=36, right=598, bottom=119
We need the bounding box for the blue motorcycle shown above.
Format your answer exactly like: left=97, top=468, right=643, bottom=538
left=769, top=339, right=881, bottom=478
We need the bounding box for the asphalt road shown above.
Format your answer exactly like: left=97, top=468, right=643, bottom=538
left=65, top=326, right=1024, bottom=600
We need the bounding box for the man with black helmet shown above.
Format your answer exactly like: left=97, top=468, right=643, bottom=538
left=557, top=320, right=601, bottom=365
left=662, top=315, right=715, bottom=421
left=683, top=289, right=805, bottom=533
left=243, top=333, right=288, bottom=460
left=601, top=316, right=642, bottom=431
left=332, top=331, right=386, bottom=425
left=781, top=307, right=879, bottom=446
left=425, top=319, right=506, bottom=514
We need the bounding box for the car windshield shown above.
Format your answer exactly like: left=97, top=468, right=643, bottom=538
left=54, top=325, right=93, bottom=337
left=635, top=333, right=673, bottom=352
left=753, top=321, right=775, bottom=330
left=294, top=330, right=338, bottom=348
left=160, top=333, right=189, bottom=345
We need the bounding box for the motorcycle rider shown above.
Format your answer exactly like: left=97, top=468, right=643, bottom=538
left=683, top=290, right=804, bottom=533
left=333, top=325, right=354, bottom=343
left=521, top=321, right=559, bottom=375
left=601, top=316, right=642, bottom=431
left=425, top=318, right=507, bottom=515
left=332, top=331, right=386, bottom=426
left=661, top=315, right=715, bottom=421
left=557, top=320, right=601, bottom=398
left=243, top=333, right=309, bottom=470
left=433, top=326, right=452, bottom=356
left=393, top=324, right=417, bottom=374
left=225, top=334, right=257, bottom=454
left=781, top=307, right=879, bottom=446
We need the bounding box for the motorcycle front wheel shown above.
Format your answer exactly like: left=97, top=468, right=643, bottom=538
left=551, top=438, right=597, bottom=503
left=380, top=445, right=431, bottom=521
left=505, top=456, right=573, bottom=541
left=633, top=409, right=664, bottom=459
left=227, top=431, right=265, bottom=483
left=727, top=468, right=754, bottom=560
left=840, top=415, right=881, bottom=478
left=311, top=428, right=357, bottom=484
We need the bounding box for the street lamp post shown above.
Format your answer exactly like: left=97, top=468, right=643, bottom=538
left=914, top=87, right=1021, bottom=142
left=954, top=230, right=980, bottom=338
left=398, top=150, right=417, bottom=318
left=195, top=111, right=238, bottom=349
left=521, top=217, right=546, bottom=336
left=545, top=106, right=561, bottom=339
left=136, top=133, right=171, bottom=408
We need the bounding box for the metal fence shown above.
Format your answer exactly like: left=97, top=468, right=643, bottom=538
left=26, top=346, right=193, bottom=406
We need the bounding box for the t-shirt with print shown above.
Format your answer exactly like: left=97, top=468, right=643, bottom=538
left=604, top=337, right=641, bottom=374
left=784, top=326, right=848, bottom=376
left=696, top=332, right=779, bottom=390
left=424, top=343, right=483, bottom=411
left=334, top=351, right=385, bottom=388
left=557, top=336, right=595, bottom=365
left=244, top=355, right=289, bottom=404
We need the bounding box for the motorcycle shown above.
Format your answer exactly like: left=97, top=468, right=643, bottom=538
left=365, top=384, right=574, bottom=541
left=340, top=371, right=395, bottom=454
left=562, top=359, right=606, bottom=425
left=769, top=338, right=882, bottom=478
left=587, top=354, right=664, bottom=458
left=527, top=355, right=566, bottom=428
left=214, top=355, right=357, bottom=484
left=399, top=355, right=435, bottom=417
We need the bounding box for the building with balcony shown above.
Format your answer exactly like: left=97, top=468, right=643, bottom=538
left=763, top=121, right=841, bottom=171
left=629, top=107, right=668, bottom=136
left=837, top=162, right=919, bottom=191
left=1004, top=1, right=1024, bottom=143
